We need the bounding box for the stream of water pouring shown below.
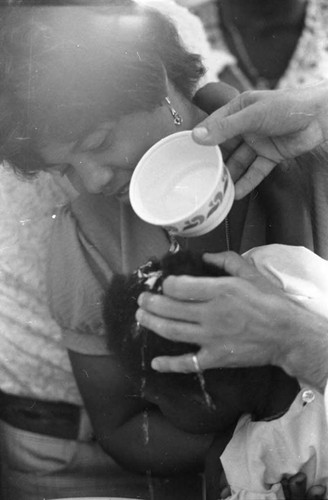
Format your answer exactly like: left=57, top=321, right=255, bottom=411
left=146, top=469, right=155, bottom=500
left=138, top=324, right=155, bottom=499
left=196, top=372, right=216, bottom=411
left=137, top=312, right=214, bottom=498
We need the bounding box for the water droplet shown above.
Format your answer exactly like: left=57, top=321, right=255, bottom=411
left=196, top=372, right=216, bottom=411
left=302, top=389, right=315, bottom=404
left=142, top=409, right=150, bottom=445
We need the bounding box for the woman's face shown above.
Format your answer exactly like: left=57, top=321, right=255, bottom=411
left=40, top=106, right=178, bottom=202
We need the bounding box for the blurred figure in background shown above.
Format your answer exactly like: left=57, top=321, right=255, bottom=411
left=136, top=0, right=226, bottom=82
left=177, top=0, right=328, bottom=91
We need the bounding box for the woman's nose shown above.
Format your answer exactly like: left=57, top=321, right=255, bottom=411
left=79, top=163, right=114, bottom=194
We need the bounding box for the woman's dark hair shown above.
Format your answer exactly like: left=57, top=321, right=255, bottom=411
left=0, top=1, right=205, bottom=176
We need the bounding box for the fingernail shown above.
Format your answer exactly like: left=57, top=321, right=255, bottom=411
left=151, top=359, right=160, bottom=371
left=193, top=126, right=209, bottom=139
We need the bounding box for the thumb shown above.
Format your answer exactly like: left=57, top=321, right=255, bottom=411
left=192, top=97, right=267, bottom=145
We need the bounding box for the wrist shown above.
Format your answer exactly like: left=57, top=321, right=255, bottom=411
left=276, top=299, right=328, bottom=393
left=311, top=81, right=328, bottom=143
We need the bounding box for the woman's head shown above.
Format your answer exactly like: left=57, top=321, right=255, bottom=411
left=0, top=1, right=205, bottom=195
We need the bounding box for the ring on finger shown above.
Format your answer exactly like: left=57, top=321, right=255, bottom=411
left=191, top=353, right=202, bottom=373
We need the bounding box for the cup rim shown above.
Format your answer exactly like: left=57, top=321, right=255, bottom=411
left=171, top=171, right=234, bottom=236
left=129, top=130, right=222, bottom=226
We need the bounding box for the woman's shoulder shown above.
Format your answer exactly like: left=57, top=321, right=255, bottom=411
left=47, top=197, right=117, bottom=348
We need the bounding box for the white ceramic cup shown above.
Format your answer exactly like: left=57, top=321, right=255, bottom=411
left=129, top=130, right=234, bottom=237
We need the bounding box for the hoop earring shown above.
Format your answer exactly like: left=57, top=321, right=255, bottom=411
left=165, top=96, right=183, bottom=126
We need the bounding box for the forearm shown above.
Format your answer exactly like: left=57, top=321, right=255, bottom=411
left=98, top=407, right=213, bottom=476
left=274, top=299, right=328, bottom=393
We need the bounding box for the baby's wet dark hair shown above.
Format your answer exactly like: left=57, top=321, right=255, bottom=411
left=104, top=250, right=300, bottom=434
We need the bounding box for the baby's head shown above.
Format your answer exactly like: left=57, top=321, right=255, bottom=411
left=104, top=250, right=299, bottom=434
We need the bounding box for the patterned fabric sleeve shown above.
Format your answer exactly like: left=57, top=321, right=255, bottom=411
left=47, top=194, right=169, bottom=356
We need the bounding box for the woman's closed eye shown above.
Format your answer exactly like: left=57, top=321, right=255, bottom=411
left=79, top=127, right=113, bottom=153
left=48, top=163, right=73, bottom=177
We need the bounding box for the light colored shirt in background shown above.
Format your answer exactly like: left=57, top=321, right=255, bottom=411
left=0, top=164, right=81, bottom=403
left=177, top=0, right=328, bottom=88
left=221, top=244, right=328, bottom=499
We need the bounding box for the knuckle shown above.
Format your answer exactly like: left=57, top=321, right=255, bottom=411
left=138, top=310, right=153, bottom=330
left=198, top=307, right=209, bottom=326
left=225, top=250, right=240, bottom=266
left=163, top=276, right=179, bottom=295
left=153, top=319, right=168, bottom=337
left=160, top=356, right=186, bottom=374
left=251, top=160, right=269, bottom=180
left=155, top=320, right=178, bottom=341
left=177, top=358, right=193, bottom=374
left=227, top=155, right=245, bottom=174
left=239, top=174, right=257, bottom=193
left=138, top=291, right=153, bottom=308
left=170, top=323, right=184, bottom=339
left=217, top=116, right=232, bottom=135
left=226, top=250, right=239, bottom=258
left=239, top=90, right=254, bottom=108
